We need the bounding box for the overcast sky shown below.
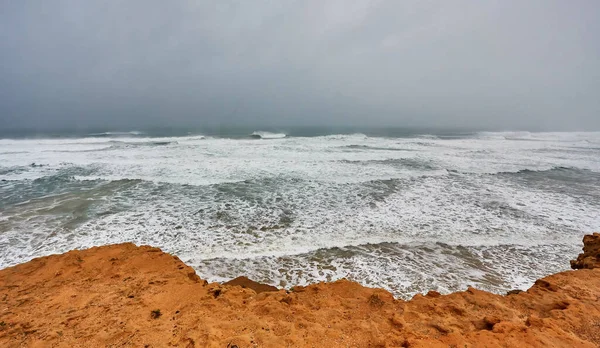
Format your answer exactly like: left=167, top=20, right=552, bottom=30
left=0, top=0, right=599, bottom=131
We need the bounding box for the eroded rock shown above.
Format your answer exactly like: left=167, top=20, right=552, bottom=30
left=570, top=232, right=600, bottom=269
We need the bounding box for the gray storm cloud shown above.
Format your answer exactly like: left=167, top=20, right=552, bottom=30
left=0, top=0, right=599, bottom=131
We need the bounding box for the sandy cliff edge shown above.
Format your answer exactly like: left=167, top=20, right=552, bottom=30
left=0, top=233, right=599, bottom=348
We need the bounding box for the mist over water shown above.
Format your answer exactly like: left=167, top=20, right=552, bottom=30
left=1, top=129, right=598, bottom=298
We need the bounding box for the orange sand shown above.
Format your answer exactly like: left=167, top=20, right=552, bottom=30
left=1, top=233, right=599, bottom=347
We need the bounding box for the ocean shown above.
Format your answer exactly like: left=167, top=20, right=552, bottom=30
left=0, top=128, right=598, bottom=298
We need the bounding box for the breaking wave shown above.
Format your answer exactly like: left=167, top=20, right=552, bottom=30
left=250, top=131, right=287, bottom=139
left=87, top=131, right=144, bottom=137
left=492, top=166, right=583, bottom=176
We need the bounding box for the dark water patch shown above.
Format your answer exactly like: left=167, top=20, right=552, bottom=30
left=206, top=176, right=411, bottom=212
left=42, top=146, right=113, bottom=153
left=567, top=146, right=600, bottom=151
left=535, top=146, right=600, bottom=154
left=413, top=142, right=440, bottom=147
left=496, top=167, right=600, bottom=186
left=0, top=177, right=144, bottom=232
left=474, top=200, right=533, bottom=221
left=211, top=177, right=304, bottom=199
left=497, top=166, right=571, bottom=174
left=340, top=158, right=437, bottom=171
left=339, top=145, right=417, bottom=152
left=495, top=167, right=600, bottom=205
left=0, top=166, right=30, bottom=176
left=39, top=140, right=183, bottom=153
left=489, top=166, right=598, bottom=183
left=0, top=164, right=139, bottom=209
left=359, top=178, right=406, bottom=202
left=87, top=131, right=145, bottom=137
left=0, top=151, right=29, bottom=155
left=105, top=140, right=178, bottom=150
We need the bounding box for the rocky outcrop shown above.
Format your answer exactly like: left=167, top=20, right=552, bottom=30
left=0, top=234, right=599, bottom=347
left=570, top=232, right=600, bottom=269
left=223, top=276, right=278, bottom=294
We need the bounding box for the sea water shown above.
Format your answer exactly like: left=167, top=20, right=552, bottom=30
left=1, top=128, right=598, bottom=298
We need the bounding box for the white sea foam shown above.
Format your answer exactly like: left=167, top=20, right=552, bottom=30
left=0, top=131, right=599, bottom=297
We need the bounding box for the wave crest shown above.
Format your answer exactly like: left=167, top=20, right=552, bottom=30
left=491, top=166, right=586, bottom=176
left=87, top=131, right=144, bottom=137
left=250, top=131, right=287, bottom=139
